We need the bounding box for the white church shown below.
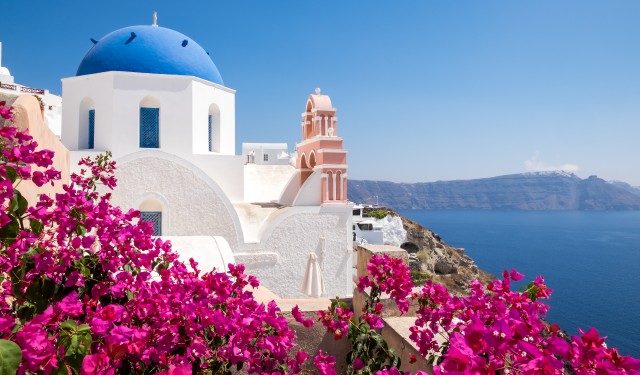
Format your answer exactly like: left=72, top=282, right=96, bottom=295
left=1, top=18, right=353, bottom=299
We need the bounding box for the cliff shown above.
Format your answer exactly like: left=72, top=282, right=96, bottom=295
left=349, top=172, right=640, bottom=210
left=364, top=207, right=495, bottom=295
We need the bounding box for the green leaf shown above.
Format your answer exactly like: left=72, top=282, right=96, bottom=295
left=212, top=336, right=224, bottom=348
left=51, top=363, right=69, bottom=375
left=66, top=334, right=80, bottom=357
left=59, top=320, right=92, bottom=372
left=60, top=319, right=78, bottom=332
left=74, top=224, right=86, bottom=236
left=65, top=333, right=92, bottom=372
left=390, top=355, right=401, bottom=368
left=15, top=191, right=28, bottom=217
left=0, top=218, right=20, bottom=244
left=0, top=339, right=22, bottom=375
left=29, top=219, right=43, bottom=236
left=76, top=324, right=91, bottom=334
left=4, top=166, right=18, bottom=184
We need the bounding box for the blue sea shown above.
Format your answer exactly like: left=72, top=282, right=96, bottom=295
left=399, top=210, right=640, bottom=358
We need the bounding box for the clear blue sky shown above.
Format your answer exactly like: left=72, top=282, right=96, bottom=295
left=3, top=1, right=639, bottom=185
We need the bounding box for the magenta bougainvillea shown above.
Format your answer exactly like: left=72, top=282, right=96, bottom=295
left=309, top=251, right=639, bottom=374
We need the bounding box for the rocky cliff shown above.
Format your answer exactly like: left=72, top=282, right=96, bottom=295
left=349, top=172, right=640, bottom=210
left=364, top=207, right=495, bottom=295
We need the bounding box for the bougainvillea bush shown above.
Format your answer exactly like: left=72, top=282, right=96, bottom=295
left=319, top=251, right=640, bottom=375
left=0, top=103, right=308, bottom=374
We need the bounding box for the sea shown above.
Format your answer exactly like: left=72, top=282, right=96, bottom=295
left=399, top=210, right=640, bottom=358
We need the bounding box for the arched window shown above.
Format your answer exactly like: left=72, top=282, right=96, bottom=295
left=140, top=97, right=160, bottom=148
left=208, top=114, right=213, bottom=152
left=208, top=103, right=220, bottom=152
left=304, top=100, right=313, bottom=140
left=79, top=97, right=95, bottom=149
left=139, top=199, right=162, bottom=236
left=88, top=110, right=95, bottom=149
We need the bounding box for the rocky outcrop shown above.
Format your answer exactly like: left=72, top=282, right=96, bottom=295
left=363, top=207, right=495, bottom=295
left=403, top=214, right=495, bottom=295
left=349, top=172, right=640, bottom=211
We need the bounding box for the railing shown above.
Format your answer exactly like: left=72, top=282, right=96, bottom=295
left=0, top=83, right=46, bottom=95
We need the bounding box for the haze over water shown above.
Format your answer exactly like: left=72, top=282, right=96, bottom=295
left=400, top=210, right=640, bottom=358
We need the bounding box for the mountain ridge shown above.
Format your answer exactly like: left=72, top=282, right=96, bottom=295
left=348, top=172, right=640, bottom=210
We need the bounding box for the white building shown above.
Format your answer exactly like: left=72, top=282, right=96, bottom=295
left=0, top=42, right=63, bottom=136
left=58, top=20, right=353, bottom=298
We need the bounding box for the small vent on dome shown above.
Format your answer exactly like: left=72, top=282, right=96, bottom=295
left=125, top=32, right=137, bottom=45
left=182, top=39, right=188, bottom=47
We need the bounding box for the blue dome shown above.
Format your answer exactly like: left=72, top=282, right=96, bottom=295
left=76, top=25, right=223, bottom=85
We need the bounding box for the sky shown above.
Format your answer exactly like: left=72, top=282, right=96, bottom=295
left=2, top=1, right=639, bottom=185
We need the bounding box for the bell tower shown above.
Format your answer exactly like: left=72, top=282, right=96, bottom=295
left=296, top=89, right=347, bottom=203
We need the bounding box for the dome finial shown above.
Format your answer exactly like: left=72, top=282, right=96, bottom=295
left=315, top=87, right=321, bottom=95
left=152, top=11, right=158, bottom=27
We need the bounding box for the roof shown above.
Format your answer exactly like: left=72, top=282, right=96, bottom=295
left=76, top=25, right=224, bottom=85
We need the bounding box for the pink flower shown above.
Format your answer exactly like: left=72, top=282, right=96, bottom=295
left=292, top=305, right=314, bottom=328
left=362, top=313, right=384, bottom=329
left=81, top=354, right=113, bottom=375
left=352, top=357, right=365, bottom=371
left=55, top=291, right=84, bottom=317
left=314, top=350, right=336, bottom=375
left=0, top=179, right=13, bottom=201
left=602, top=348, right=640, bottom=373
left=167, top=364, right=192, bottom=375
left=0, top=102, right=13, bottom=121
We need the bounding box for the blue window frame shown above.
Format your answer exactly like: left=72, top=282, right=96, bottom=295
left=140, top=211, right=162, bottom=236
left=208, top=114, right=213, bottom=152
left=140, top=107, right=159, bottom=148
left=88, top=109, right=95, bottom=149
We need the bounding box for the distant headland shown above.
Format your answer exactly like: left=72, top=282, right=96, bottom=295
left=349, top=171, right=640, bottom=210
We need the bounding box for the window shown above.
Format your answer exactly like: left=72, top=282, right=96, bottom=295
left=140, top=211, right=162, bottom=236
left=88, top=109, right=95, bottom=149
left=263, top=154, right=269, bottom=161
left=140, top=107, right=159, bottom=148
left=357, top=223, right=373, bottom=231
left=208, top=115, right=213, bottom=152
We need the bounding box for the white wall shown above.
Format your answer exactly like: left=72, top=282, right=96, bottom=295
left=277, top=169, right=302, bottom=206
left=162, top=236, right=235, bottom=273
left=62, top=73, right=113, bottom=151
left=244, top=164, right=295, bottom=203
left=242, top=143, right=289, bottom=165
left=293, top=168, right=322, bottom=206
left=108, top=153, right=244, bottom=251
left=62, top=71, right=244, bottom=201
left=235, top=204, right=353, bottom=298
left=61, top=72, right=236, bottom=158
left=192, top=80, right=235, bottom=155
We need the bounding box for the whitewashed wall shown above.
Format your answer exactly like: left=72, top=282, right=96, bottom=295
left=108, top=153, right=244, bottom=251
left=61, top=72, right=236, bottom=157
left=236, top=204, right=353, bottom=298
left=293, top=169, right=322, bottom=206
left=244, top=164, right=295, bottom=203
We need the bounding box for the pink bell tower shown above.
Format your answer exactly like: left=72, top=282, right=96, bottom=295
left=296, top=88, right=347, bottom=203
